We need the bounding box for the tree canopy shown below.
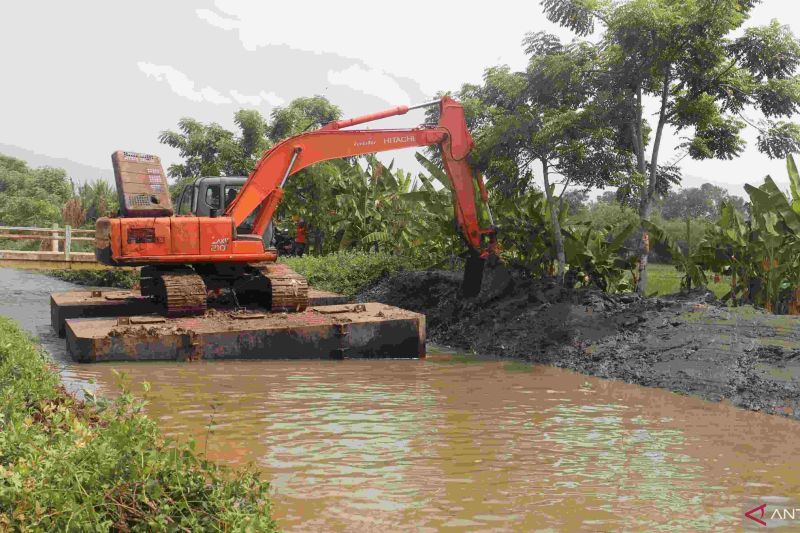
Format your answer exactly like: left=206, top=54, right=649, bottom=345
left=543, top=0, right=800, bottom=291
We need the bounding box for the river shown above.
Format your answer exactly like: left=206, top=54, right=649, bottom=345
left=3, top=267, right=799, bottom=531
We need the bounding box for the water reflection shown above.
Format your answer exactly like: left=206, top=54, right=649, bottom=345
left=59, top=357, right=800, bottom=532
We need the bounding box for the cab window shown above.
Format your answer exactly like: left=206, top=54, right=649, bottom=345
left=224, top=186, right=241, bottom=208
left=205, top=185, right=221, bottom=209
left=177, top=186, right=193, bottom=215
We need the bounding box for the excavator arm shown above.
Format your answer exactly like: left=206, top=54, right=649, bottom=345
left=225, top=96, right=498, bottom=259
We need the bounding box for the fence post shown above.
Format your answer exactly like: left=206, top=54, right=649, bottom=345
left=64, top=225, right=72, bottom=261
left=51, top=223, right=59, bottom=252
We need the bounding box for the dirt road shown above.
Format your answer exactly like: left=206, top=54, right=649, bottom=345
left=359, top=270, right=800, bottom=420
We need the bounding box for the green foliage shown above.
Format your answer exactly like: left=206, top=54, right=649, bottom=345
left=563, top=222, right=638, bottom=292
left=0, top=155, right=109, bottom=252
left=282, top=250, right=432, bottom=297
left=159, top=110, right=271, bottom=200
left=692, top=155, right=800, bottom=312
left=268, top=96, right=341, bottom=142
left=0, top=156, right=72, bottom=228
left=0, top=317, right=277, bottom=531
left=544, top=0, right=800, bottom=293
left=572, top=198, right=641, bottom=232
left=47, top=268, right=139, bottom=289
left=659, top=183, right=746, bottom=220
left=77, top=179, right=118, bottom=221
left=329, top=155, right=462, bottom=263
left=493, top=188, right=553, bottom=272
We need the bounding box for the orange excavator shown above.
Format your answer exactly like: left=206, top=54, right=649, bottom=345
left=96, top=96, right=500, bottom=316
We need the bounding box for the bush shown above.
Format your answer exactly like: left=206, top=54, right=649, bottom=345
left=283, top=251, right=431, bottom=297
left=0, top=317, right=278, bottom=531
left=46, top=251, right=439, bottom=298
left=47, top=268, right=139, bottom=289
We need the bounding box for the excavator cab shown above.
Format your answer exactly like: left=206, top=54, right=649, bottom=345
left=175, top=177, right=273, bottom=246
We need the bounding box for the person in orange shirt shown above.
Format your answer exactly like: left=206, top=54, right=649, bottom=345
left=292, top=217, right=307, bottom=256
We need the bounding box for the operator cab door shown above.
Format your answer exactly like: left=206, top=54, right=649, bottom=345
left=172, top=184, right=201, bottom=255
left=176, top=184, right=197, bottom=215
left=176, top=177, right=273, bottom=247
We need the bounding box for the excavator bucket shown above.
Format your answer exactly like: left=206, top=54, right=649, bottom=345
left=462, top=252, right=513, bottom=299
left=462, top=252, right=485, bottom=297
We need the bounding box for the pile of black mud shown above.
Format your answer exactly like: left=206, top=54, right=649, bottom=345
left=358, top=269, right=800, bottom=420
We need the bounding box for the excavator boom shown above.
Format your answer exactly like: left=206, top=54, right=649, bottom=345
left=225, top=96, right=497, bottom=257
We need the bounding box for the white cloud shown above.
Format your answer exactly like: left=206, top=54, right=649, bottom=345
left=229, top=89, right=285, bottom=107
left=259, top=90, right=284, bottom=107
left=328, top=64, right=410, bottom=106
left=196, top=0, right=555, bottom=94
left=200, top=86, right=232, bottom=105
left=137, top=62, right=286, bottom=110
left=137, top=62, right=232, bottom=104
left=230, top=89, right=261, bottom=105
left=195, top=8, right=240, bottom=31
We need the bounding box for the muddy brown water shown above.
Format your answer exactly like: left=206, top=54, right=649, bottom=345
left=3, top=268, right=800, bottom=531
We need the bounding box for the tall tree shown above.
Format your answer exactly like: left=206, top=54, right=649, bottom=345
left=660, top=183, right=746, bottom=220
left=455, top=34, right=630, bottom=282
left=267, top=96, right=340, bottom=142
left=268, top=96, right=344, bottom=253
left=159, top=110, right=270, bottom=200
left=543, top=0, right=800, bottom=293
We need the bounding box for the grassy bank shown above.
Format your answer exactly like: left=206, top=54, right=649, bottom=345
left=282, top=251, right=433, bottom=297
left=43, top=254, right=728, bottom=300
left=0, top=317, right=278, bottom=531
left=47, top=268, right=138, bottom=289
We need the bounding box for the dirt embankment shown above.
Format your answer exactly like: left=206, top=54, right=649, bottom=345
left=358, top=270, right=800, bottom=420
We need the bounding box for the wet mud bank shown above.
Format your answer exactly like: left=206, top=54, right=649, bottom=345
left=358, top=270, right=800, bottom=420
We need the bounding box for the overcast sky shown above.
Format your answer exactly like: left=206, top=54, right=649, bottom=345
left=1, top=1, right=798, bottom=195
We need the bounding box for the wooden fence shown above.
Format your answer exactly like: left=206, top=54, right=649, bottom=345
left=0, top=225, right=101, bottom=270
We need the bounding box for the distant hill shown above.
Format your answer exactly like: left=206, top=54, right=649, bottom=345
left=0, top=143, right=112, bottom=185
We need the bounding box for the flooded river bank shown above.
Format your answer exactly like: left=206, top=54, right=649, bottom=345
left=3, top=268, right=800, bottom=531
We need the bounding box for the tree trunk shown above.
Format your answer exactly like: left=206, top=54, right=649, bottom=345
left=636, top=71, right=671, bottom=295
left=314, top=227, right=324, bottom=255
left=542, top=160, right=566, bottom=284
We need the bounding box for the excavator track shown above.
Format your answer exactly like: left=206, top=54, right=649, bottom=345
left=250, top=262, right=309, bottom=312
left=141, top=267, right=208, bottom=317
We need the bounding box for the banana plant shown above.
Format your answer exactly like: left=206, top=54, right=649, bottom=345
left=492, top=187, right=554, bottom=274
left=334, top=156, right=416, bottom=252
left=694, top=201, right=752, bottom=304
left=693, top=154, right=800, bottom=312
left=563, top=222, right=638, bottom=292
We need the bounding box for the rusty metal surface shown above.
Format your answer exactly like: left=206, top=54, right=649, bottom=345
left=65, top=302, right=425, bottom=363
left=50, top=291, right=159, bottom=337
left=50, top=288, right=348, bottom=337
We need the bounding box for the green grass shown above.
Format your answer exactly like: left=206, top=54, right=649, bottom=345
left=639, top=263, right=731, bottom=299
left=282, top=250, right=429, bottom=297
left=46, top=268, right=139, bottom=289
left=0, top=317, right=278, bottom=531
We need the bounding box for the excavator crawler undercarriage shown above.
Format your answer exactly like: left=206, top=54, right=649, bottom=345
left=141, top=263, right=309, bottom=317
